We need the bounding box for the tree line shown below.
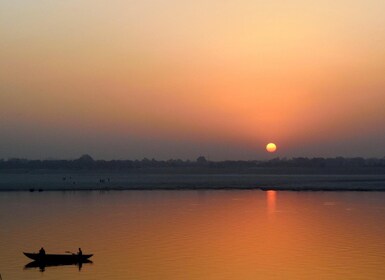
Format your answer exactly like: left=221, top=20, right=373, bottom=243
left=0, top=154, right=385, bottom=170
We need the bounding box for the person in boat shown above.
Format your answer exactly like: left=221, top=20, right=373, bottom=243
left=39, top=247, right=46, bottom=257
left=78, top=248, right=82, bottom=257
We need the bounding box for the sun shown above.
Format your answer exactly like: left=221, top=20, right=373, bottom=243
left=266, top=143, right=277, bottom=153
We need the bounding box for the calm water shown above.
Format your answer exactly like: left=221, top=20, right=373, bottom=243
left=0, top=190, right=385, bottom=279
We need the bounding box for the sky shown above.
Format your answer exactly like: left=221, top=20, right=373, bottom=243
left=0, top=0, right=384, bottom=160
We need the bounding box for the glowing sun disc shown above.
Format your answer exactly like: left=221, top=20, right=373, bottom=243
left=266, top=143, right=277, bottom=153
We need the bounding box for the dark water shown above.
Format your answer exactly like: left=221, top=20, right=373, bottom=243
left=1, top=190, right=385, bottom=279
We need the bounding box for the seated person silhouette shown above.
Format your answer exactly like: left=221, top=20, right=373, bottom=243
left=39, top=247, right=46, bottom=258
left=78, top=248, right=82, bottom=257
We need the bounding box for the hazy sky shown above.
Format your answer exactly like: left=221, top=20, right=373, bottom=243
left=1, top=0, right=384, bottom=160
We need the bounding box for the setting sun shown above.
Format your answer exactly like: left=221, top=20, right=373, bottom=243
left=266, top=143, right=277, bottom=153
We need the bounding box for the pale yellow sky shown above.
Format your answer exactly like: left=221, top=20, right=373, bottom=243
left=0, top=0, right=384, bottom=159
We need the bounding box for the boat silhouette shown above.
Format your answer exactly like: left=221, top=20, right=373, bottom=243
left=23, top=252, right=93, bottom=271
left=24, top=252, right=93, bottom=263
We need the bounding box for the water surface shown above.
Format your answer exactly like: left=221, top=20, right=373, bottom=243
left=0, top=190, right=384, bottom=279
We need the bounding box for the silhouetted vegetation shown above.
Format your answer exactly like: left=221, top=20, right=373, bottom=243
left=0, top=154, right=384, bottom=174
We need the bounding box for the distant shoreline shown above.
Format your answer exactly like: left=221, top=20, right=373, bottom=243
left=1, top=187, right=385, bottom=192
left=2, top=155, right=385, bottom=175
left=1, top=171, right=385, bottom=192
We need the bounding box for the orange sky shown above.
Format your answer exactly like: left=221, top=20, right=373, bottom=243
left=0, top=0, right=384, bottom=159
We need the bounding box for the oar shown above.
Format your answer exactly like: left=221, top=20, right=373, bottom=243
left=65, top=251, right=74, bottom=254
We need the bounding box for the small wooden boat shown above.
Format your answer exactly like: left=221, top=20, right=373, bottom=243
left=23, top=252, right=93, bottom=264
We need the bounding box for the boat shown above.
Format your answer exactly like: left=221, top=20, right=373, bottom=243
left=23, top=252, right=93, bottom=264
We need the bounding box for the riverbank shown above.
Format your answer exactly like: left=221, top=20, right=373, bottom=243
left=1, top=171, right=385, bottom=191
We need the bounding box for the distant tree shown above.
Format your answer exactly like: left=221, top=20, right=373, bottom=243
left=196, top=156, right=208, bottom=165
left=74, top=154, right=95, bottom=168
left=77, top=154, right=94, bottom=163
